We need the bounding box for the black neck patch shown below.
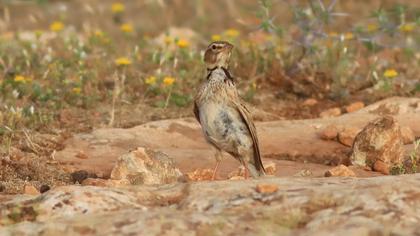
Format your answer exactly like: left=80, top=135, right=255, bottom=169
left=206, top=66, right=235, bottom=83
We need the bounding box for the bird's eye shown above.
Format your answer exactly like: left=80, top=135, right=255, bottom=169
left=211, top=45, right=217, bottom=50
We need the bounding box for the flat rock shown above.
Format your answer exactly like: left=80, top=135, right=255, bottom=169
left=319, top=125, right=339, bottom=140
left=319, top=107, right=342, bottom=118
left=23, top=185, right=40, bottom=196
left=2, top=174, right=420, bottom=235
left=338, top=127, right=360, bottom=147
left=55, top=97, right=420, bottom=178
left=303, top=98, right=318, bottom=106
left=345, top=102, right=365, bottom=113
left=325, top=165, right=356, bottom=177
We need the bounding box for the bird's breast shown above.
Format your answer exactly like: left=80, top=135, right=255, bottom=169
left=198, top=101, right=251, bottom=148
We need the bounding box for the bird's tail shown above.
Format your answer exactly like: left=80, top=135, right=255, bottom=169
left=248, top=162, right=266, bottom=178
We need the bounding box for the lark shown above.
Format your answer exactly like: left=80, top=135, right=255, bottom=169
left=194, top=41, right=265, bottom=179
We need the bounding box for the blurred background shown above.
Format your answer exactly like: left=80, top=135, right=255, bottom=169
left=0, top=0, right=418, bottom=151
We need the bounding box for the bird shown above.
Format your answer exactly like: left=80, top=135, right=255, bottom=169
left=193, top=41, right=265, bottom=179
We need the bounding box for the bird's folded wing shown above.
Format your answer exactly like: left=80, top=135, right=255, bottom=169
left=231, top=99, right=265, bottom=173
left=193, top=100, right=201, bottom=124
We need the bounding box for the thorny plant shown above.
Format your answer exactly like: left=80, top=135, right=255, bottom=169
left=257, top=0, right=419, bottom=98
left=391, top=139, right=420, bottom=175
left=409, top=139, right=420, bottom=173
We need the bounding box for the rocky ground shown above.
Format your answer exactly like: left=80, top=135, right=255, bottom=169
left=1, top=175, right=420, bottom=235
left=1, top=97, right=420, bottom=235
left=55, top=97, right=420, bottom=178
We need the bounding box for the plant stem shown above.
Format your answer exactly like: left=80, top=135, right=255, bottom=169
left=164, top=86, right=173, bottom=109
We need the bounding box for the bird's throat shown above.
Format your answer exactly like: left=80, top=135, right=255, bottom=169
left=206, top=66, right=234, bottom=82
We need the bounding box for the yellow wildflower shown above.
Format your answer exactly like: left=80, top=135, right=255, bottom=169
left=265, top=34, right=274, bottom=42
left=251, top=82, right=257, bottom=90
left=399, top=23, right=415, bottom=33
left=328, top=32, right=338, bottom=37
left=115, top=57, right=132, bottom=66
left=164, top=36, right=173, bottom=45
left=94, top=30, right=104, bottom=37
left=163, top=76, right=175, bottom=86
left=177, top=39, right=189, bottom=48
left=111, top=3, right=125, bottom=13
left=383, top=69, right=398, bottom=78
left=145, top=76, right=157, bottom=86
left=224, top=28, right=240, bottom=37
left=367, top=23, right=378, bottom=32
left=211, top=34, right=222, bottom=41
left=344, top=32, right=354, bottom=40
left=120, top=23, right=134, bottom=33
left=72, top=87, right=81, bottom=94
left=14, top=75, right=26, bottom=83
left=50, top=21, right=64, bottom=32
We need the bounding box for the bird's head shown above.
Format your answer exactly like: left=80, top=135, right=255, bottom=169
left=204, top=41, right=234, bottom=70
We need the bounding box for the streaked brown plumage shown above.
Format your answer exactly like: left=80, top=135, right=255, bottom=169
left=194, top=41, right=265, bottom=179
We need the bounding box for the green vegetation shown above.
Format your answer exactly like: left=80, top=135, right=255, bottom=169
left=0, top=0, right=418, bottom=154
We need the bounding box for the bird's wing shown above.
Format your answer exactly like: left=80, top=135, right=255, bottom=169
left=231, top=98, right=265, bottom=174
left=193, top=100, right=201, bottom=124
left=193, top=83, right=205, bottom=124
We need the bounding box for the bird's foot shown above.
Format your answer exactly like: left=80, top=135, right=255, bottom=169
left=211, top=160, right=221, bottom=180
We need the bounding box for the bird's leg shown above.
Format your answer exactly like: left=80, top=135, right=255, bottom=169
left=243, top=162, right=250, bottom=179
left=212, top=149, right=222, bottom=180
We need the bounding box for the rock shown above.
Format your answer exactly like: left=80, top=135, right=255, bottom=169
left=227, top=166, right=246, bottom=179
left=186, top=169, right=213, bottom=181
left=81, top=178, right=110, bottom=187
left=373, top=160, right=390, bottom=175
left=39, top=185, right=51, bottom=193
left=263, top=161, right=276, bottom=175
left=303, top=98, right=318, bottom=106
left=81, top=178, right=136, bottom=188
left=401, top=126, right=415, bottom=144
left=75, top=151, right=89, bottom=159
left=255, top=183, right=279, bottom=194
left=54, top=97, right=420, bottom=178
left=319, top=125, right=339, bottom=140
left=345, top=102, right=365, bottom=113
left=70, top=170, right=89, bottom=184
left=324, top=165, right=356, bottom=177
left=338, top=127, right=360, bottom=147
left=319, top=107, right=342, bottom=118
left=350, top=116, right=404, bottom=174
left=294, top=169, right=313, bottom=177
left=229, top=175, right=245, bottom=180
left=227, top=162, right=275, bottom=178
left=2, top=175, right=420, bottom=235
left=24, top=185, right=40, bottom=196
left=110, top=147, right=182, bottom=185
